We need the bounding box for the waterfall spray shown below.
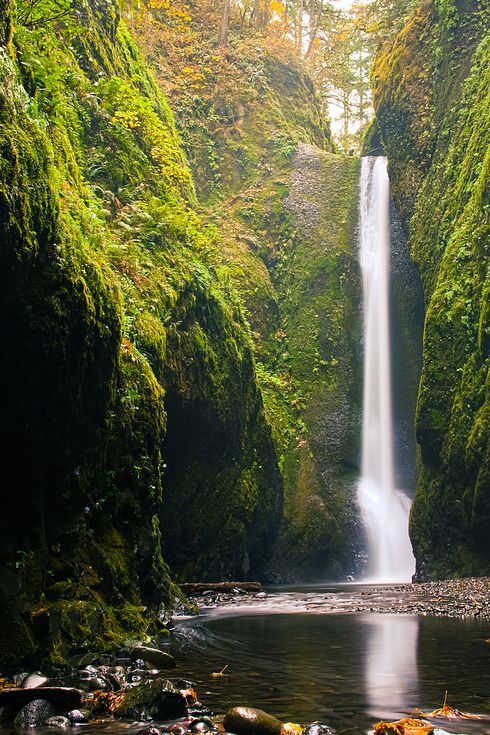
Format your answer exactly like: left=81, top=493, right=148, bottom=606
left=357, top=156, right=415, bottom=583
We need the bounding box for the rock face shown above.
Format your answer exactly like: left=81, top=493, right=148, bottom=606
left=0, top=0, right=282, bottom=668
left=373, top=0, right=490, bottom=577
left=131, top=4, right=363, bottom=580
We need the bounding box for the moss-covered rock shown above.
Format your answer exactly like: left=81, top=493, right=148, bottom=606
left=373, top=0, right=490, bottom=577
left=0, top=0, right=282, bottom=666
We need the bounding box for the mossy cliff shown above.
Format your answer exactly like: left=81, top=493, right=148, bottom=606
left=132, top=1, right=363, bottom=579
left=0, top=0, right=282, bottom=668
left=373, top=0, right=490, bottom=578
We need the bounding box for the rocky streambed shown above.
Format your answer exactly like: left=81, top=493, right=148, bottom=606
left=191, top=578, right=490, bottom=619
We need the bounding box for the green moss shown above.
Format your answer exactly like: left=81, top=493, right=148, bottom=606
left=375, top=0, right=490, bottom=578
left=0, top=0, right=283, bottom=665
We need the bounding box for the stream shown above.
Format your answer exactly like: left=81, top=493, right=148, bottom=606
left=2, top=586, right=490, bottom=735
left=170, top=586, right=490, bottom=734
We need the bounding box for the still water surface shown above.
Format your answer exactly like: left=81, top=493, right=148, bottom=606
left=173, top=595, right=490, bottom=734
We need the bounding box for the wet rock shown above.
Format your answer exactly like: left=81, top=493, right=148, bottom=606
left=21, top=674, right=49, bottom=690
left=223, top=707, right=283, bottom=735
left=68, top=653, right=97, bottom=668
left=190, top=724, right=209, bottom=734
left=304, top=724, right=336, bottom=735
left=14, top=699, right=55, bottom=727
left=167, top=725, right=188, bottom=735
left=96, top=667, right=125, bottom=691
left=114, top=678, right=187, bottom=721
left=66, top=709, right=89, bottom=724
left=137, top=726, right=162, bottom=735
left=132, top=647, right=176, bottom=670
left=189, top=718, right=215, bottom=732
left=188, top=703, right=212, bottom=717
left=45, top=716, right=70, bottom=728
left=14, top=674, right=29, bottom=686
left=88, top=676, right=109, bottom=692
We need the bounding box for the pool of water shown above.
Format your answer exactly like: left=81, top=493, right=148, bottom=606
left=172, top=603, right=490, bottom=734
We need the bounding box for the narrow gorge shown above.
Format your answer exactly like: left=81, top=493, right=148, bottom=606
left=0, top=4, right=488, bottom=729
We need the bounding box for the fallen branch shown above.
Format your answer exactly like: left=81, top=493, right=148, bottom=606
left=180, top=581, right=261, bottom=595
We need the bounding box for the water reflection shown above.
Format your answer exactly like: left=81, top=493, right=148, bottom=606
left=173, top=606, right=490, bottom=732
left=363, top=615, right=419, bottom=720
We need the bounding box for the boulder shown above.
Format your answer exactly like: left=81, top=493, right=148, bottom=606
left=114, top=679, right=187, bottom=721
left=14, top=699, right=55, bottom=728
left=223, top=707, right=282, bottom=735
left=132, top=647, right=176, bottom=670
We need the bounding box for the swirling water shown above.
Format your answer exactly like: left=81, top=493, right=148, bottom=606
left=172, top=595, right=490, bottom=734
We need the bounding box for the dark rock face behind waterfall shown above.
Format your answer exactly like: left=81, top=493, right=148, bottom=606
left=390, top=203, right=424, bottom=496
left=373, top=0, right=490, bottom=578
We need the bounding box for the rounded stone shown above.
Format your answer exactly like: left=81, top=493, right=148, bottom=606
left=66, top=709, right=88, bottom=724
left=223, top=707, right=283, bottom=735
left=191, top=723, right=209, bottom=734
left=14, top=699, right=55, bottom=728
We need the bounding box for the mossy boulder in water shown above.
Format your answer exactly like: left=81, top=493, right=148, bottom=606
left=113, top=679, right=187, bottom=721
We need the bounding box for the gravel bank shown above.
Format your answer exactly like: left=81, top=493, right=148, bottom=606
left=188, top=578, right=490, bottom=620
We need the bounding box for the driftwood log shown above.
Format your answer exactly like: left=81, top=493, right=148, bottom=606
left=179, top=581, right=261, bottom=596
left=0, top=687, right=84, bottom=709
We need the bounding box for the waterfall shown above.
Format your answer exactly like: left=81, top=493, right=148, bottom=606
left=357, top=156, right=415, bottom=583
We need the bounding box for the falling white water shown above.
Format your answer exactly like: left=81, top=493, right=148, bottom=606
left=357, top=156, right=415, bottom=583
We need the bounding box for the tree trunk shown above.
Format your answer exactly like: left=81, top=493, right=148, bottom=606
left=220, top=0, right=231, bottom=47
left=343, top=90, right=350, bottom=152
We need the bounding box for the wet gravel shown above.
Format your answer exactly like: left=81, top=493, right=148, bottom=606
left=187, top=578, right=490, bottom=620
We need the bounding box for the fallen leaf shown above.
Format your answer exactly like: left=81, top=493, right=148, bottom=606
left=373, top=717, right=434, bottom=735
left=180, top=687, right=198, bottom=705
left=421, top=706, right=480, bottom=720
left=87, top=690, right=126, bottom=714
left=282, top=723, right=303, bottom=734
left=211, top=665, right=228, bottom=679
left=420, top=691, right=480, bottom=720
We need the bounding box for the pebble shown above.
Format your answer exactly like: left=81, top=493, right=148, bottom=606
left=66, top=709, right=89, bottom=724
